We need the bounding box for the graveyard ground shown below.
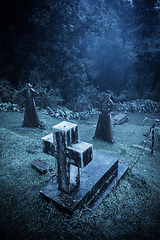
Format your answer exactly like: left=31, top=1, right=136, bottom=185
left=0, top=110, right=160, bottom=240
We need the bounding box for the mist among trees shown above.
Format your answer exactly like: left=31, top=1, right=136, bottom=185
left=1, top=0, right=160, bottom=109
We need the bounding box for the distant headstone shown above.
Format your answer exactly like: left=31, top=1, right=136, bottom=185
left=94, top=94, right=116, bottom=143
left=112, top=113, right=128, bottom=125
left=21, top=83, right=40, bottom=127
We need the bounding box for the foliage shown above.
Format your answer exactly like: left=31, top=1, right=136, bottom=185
left=35, top=86, right=64, bottom=109
left=81, top=0, right=137, bottom=94
left=0, top=79, right=15, bottom=103
left=28, top=67, right=64, bottom=108
left=0, top=78, right=64, bottom=111
left=67, top=85, right=100, bottom=111
left=132, top=0, right=160, bottom=100
left=117, top=99, right=160, bottom=113
left=1, top=0, right=160, bottom=104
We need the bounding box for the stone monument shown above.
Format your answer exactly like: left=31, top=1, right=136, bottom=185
left=21, top=83, right=40, bottom=128
left=40, top=121, right=128, bottom=214
left=94, top=93, right=116, bottom=143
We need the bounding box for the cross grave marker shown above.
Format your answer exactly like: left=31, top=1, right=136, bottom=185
left=41, top=121, right=128, bottom=214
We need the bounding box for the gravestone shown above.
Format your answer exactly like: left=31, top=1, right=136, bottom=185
left=32, top=159, right=52, bottom=173
left=112, top=113, right=128, bottom=125
left=21, top=83, right=40, bottom=127
left=94, top=94, right=116, bottom=143
left=40, top=121, right=128, bottom=214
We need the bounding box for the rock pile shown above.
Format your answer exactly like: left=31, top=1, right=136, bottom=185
left=41, top=106, right=98, bottom=120
left=0, top=102, right=21, bottom=112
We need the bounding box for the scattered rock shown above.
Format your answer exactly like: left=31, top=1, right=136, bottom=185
left=55, top=112, right=60, bottom=118
left=47, top=106, right=55, bottom=116
left=0, top=102, right=20, bottom=112
left=41, top=109, right=49, bottom=115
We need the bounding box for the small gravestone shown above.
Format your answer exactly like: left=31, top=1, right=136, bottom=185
left=21, top=83, right=40, bottom=128
left=32, top=159, right=52, bottom=173
left=94, top=94, right=116, bottom=143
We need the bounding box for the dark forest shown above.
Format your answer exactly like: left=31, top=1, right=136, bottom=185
left=1, top=0, right=160, bottom=111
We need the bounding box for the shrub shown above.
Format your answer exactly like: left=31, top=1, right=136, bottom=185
left=0, top=79, right=15, bottom=103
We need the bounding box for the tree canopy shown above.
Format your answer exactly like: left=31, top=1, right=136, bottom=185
left=1, top=0, right=160, bottom=105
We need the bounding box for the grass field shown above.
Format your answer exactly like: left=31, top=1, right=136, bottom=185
left=0, top=110, right=160, bottom=240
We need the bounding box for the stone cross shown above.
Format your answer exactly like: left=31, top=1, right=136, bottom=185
left=96, top=93, right=115, bottom=114
left=21, top=83, right=40, bottom=127
left=42, top=121, right=93, bottom=194
left=94, top=94, right=116, bottom=143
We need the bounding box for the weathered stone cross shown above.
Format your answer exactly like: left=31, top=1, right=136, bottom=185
left=42, top=121, right=93, bottom=194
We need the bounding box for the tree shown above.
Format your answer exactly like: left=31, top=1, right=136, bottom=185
left=1, top=1, right=35, bottom=84
left=80, top=0, right=136, bottom=95
left=132, top=0, right=160, bottom=99
left=1, top=0, right=96, bottom=104
left=1, top=0, right=160, bottom=106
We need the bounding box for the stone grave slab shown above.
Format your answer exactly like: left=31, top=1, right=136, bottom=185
left=32, top=159, right=52, bottom=173
left=113, top=113, right=128, bottom=125
left=40, top=151, right=128, bottom=214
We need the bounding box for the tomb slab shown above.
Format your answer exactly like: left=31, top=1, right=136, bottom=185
left=32, top=159, right=52, bottom=173
left=40, top=151, right=128, bottom=214
left=113, top=113, right=128, bottom=125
